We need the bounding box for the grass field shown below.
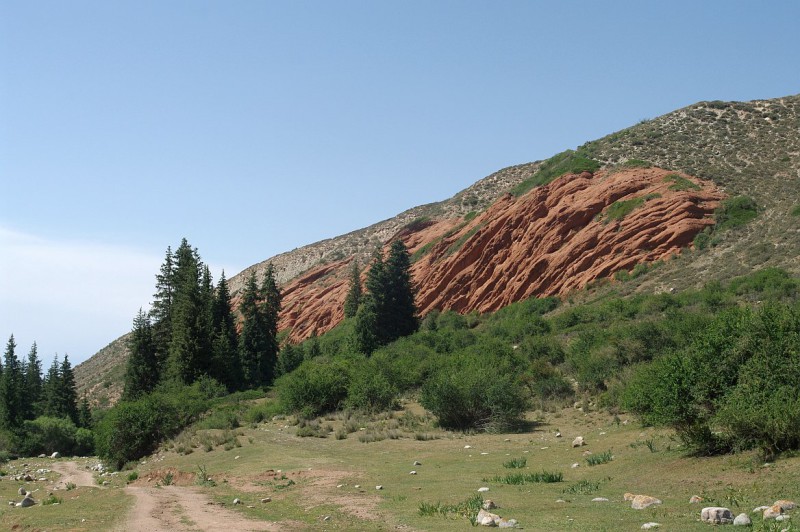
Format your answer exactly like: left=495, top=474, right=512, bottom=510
left=4, top=401, right=797, bottom=530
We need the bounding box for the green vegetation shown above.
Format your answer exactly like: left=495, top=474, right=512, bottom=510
left=418, top=493, right=484, bottom=525
left=603, top=197, right=645, bottom=223
left=664, top=173, right=701, bottom=191
left=502, top=456, right=527, bottom=469
left=585, top=450, right=614, bottom=466
left=792, top=204, right=800, bottom=216
left=714, top=195, right=758, bottom=231
left=622, top=158, right=652, bottom=168
left=445, top=224, right=483, bottom=255
left=511, top=149, right=600, bottom=197
left=487, top=470, right=563, bottom=484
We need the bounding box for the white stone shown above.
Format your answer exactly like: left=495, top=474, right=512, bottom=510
left=572, top=436, right=585, bottom=448
left=409, top=471, right=417, bottom=475
left=641, top=524, right=660, bottom=530
left=478, top=487, right=490, bottom=493
left=375, top=485, right=383, bottom=490
left=733, top=513, right=751, bottom=526
left=592, top=497, right=609, bottom=502
left=701, top=507, right=734, bottom=524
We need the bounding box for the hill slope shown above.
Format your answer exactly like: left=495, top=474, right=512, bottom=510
left=76, top=93, right=800, bottom=402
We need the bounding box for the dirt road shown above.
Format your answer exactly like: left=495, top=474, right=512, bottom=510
left=49, top=460, right=97, bottom=490
left=117, top=485, right=282, bottom=532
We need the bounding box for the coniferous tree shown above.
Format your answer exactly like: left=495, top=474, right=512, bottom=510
left=42, top=355, right=61, bottom=418
left=238, top=271, right=266, bottom=388
left=150, top=245, right=175, bottom=372
left=123, top=309, right=159, bottom=400
left=343, top=259, right=362, bottom=318
left=166, top=239, right=206, bottom=384
left=58, top=355, right=79, bottom=424
left=0, top=335, right=23, bottom=429
left=354, top=242, right=418, bottom=354
left=210, top=271, right=241, bottom=390
left=23, top=341, right=43, bottom=419
left=259, top=264, right=281, bottom=385
left=78, top=395, right=93, bottom=429
left=384, top=239, right=419, bottom=340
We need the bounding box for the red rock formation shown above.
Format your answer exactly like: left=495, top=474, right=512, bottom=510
left=274, top=167, right=723, bottom=342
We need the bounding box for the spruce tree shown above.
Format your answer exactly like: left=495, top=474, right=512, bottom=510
left=238, top=271, right=266, bottom=388
left=23, top=341, right=43, bottom=420
left=42, top=355, right=61, bottom=418
left=166, top=239, right=206, bottom=384
left=0, top=335, right=23, bottom=429
left=150, top=245, right=175, bottom=371
left=78, top=396, right=92, bottom=429
left=343, top=259, right=362, bottom=318
left=259, top=264, right=281, bottom=385
left=384, top=239, right=419, bottom=340
left=211, top=271, right=241, bottom=390
left=123, top=309, right=159, bottom=400
left=353, top=242, right=418, bottom=354
left=58, top=355, right=79, bottom=424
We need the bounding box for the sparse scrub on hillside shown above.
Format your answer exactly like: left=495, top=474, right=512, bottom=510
left=714, top=195, right=758, bottom=231
left=664, top=173, right=701, bottom=191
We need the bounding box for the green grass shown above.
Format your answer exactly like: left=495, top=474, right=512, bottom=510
left=486, top=470, right=563, bottom=484
left=562, top=479, right=604, bottom=495
left=502, top=456, right=527, bottom=469
left=791, top=205, right=800, bottom=217
left=418, top=493, right=483, bottom=525
left=511, top=149, right=600, bottom=196
left=445, top=225, right=483, bottom=255
left=586, top=450, right=614, bottom=466
left=622, top=158, right=652, bottom=168
left=664, top=173, right=701, bottom=191
left=715, top=195, right=758, bottom=231
left=603, top=197, right=645, bottom=223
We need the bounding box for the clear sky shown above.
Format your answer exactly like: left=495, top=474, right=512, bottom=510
left=2, top=0, right=799, bottom=365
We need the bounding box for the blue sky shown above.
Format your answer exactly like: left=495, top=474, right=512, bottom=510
left=2, top=1, right=799, bottom=364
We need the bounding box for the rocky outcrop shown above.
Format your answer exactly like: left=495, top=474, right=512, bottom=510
left=275, top=167, right=722, bottom=342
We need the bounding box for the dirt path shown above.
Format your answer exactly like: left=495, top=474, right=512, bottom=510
left=117, top=485, right=284, bottom=532
left=49, top=460, right=98, bottom=489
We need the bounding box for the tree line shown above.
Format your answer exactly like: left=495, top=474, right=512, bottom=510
left=123, top=238, right=281, bottom=399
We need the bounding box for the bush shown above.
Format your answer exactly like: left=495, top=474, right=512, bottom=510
left=715, top=195, right=758, bottom=231
left=420, top=351, right=528, bottom=431
left=14, top=416, right=93, bottom=457
left=346, top=364, right=397, bottom=412
left=95, top=386, right=209, bottom=470
left=511, top=150, right=600, bottom=196
left=275, top=357, right=350, bottom=418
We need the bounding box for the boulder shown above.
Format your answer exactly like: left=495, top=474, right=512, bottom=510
left=689, top=495, right=703, bottom=504
left=18, top=496, right=35, bottom=508
left=631, top=495, right=662, bottom=510
left=764, top=504, right=784, bottom=519
left=482, top=500, right=497, bottom=510
left=701, top=507, right=734, bottom=524
left=733, top=513, right=751, bottom=526
left=497, top=518, right=517, bottom=528
left=476, top=509, right=500, bottom=526
left=50, top=452, right=60, bottom=459
left=17, top=487, right=27, bottom=496
left=774, top=500, right=797, bottom=511
left=572, top=436, right=586, bottom=448
left=641, top=524, right=660, bottom=530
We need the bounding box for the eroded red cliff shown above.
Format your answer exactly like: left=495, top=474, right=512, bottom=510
left=275, top=167, right=723, bottom=342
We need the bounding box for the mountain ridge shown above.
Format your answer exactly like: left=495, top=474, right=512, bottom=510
left=75, top=93, right=800, bottom=405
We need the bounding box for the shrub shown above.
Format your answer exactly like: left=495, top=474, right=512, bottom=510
left=95, top=387, right=208, bottom=470
left=488, top=470, right=563, bottom=484
left=603, top=197, right=645, bottom=223
left=346, top=364, right=397, bottom=412
left=586, top=450, right=614, bottom=466
left=275, top=357, right=350, bottom=418
left=715, top=195, right=758, bottom=231
left=420, top=351, right=528, bottom=431
left=14, top=416, right=93, bottom=457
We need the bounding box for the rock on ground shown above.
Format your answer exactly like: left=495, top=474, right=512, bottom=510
left=701, top=507, right=734, bottom=524
left=631, top=495, right=662, bottom=510
left=733, top=513, right=751, bottom=526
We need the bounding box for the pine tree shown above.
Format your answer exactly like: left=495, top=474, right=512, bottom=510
left=123, top=309, right=159, bottom=400
left=166, top=239, right=206, bottom=384
left=343, top=259, right=362, bottom=318
left=0, top=335, right=24, bottom=429
left=42, top=355, right=61, bottom=418
left=259, top=264, right=281, bottom=385
left=78, top=395, right=93, bottom=429
left=353, top=242, right=418, bottom=354
left=23, top=341, right=43, bottom=420
left=150, top=245, right=175, bottom=372
left=238, top=271, right=266, bottom=388
left=210, top=271, right=241, bottom=390
left=384, top=239, right=419, bottom=340
left=58, top=355, right=79, bottom=424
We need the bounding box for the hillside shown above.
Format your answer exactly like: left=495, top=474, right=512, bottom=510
left=75, top=93, right=800, bottom=402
